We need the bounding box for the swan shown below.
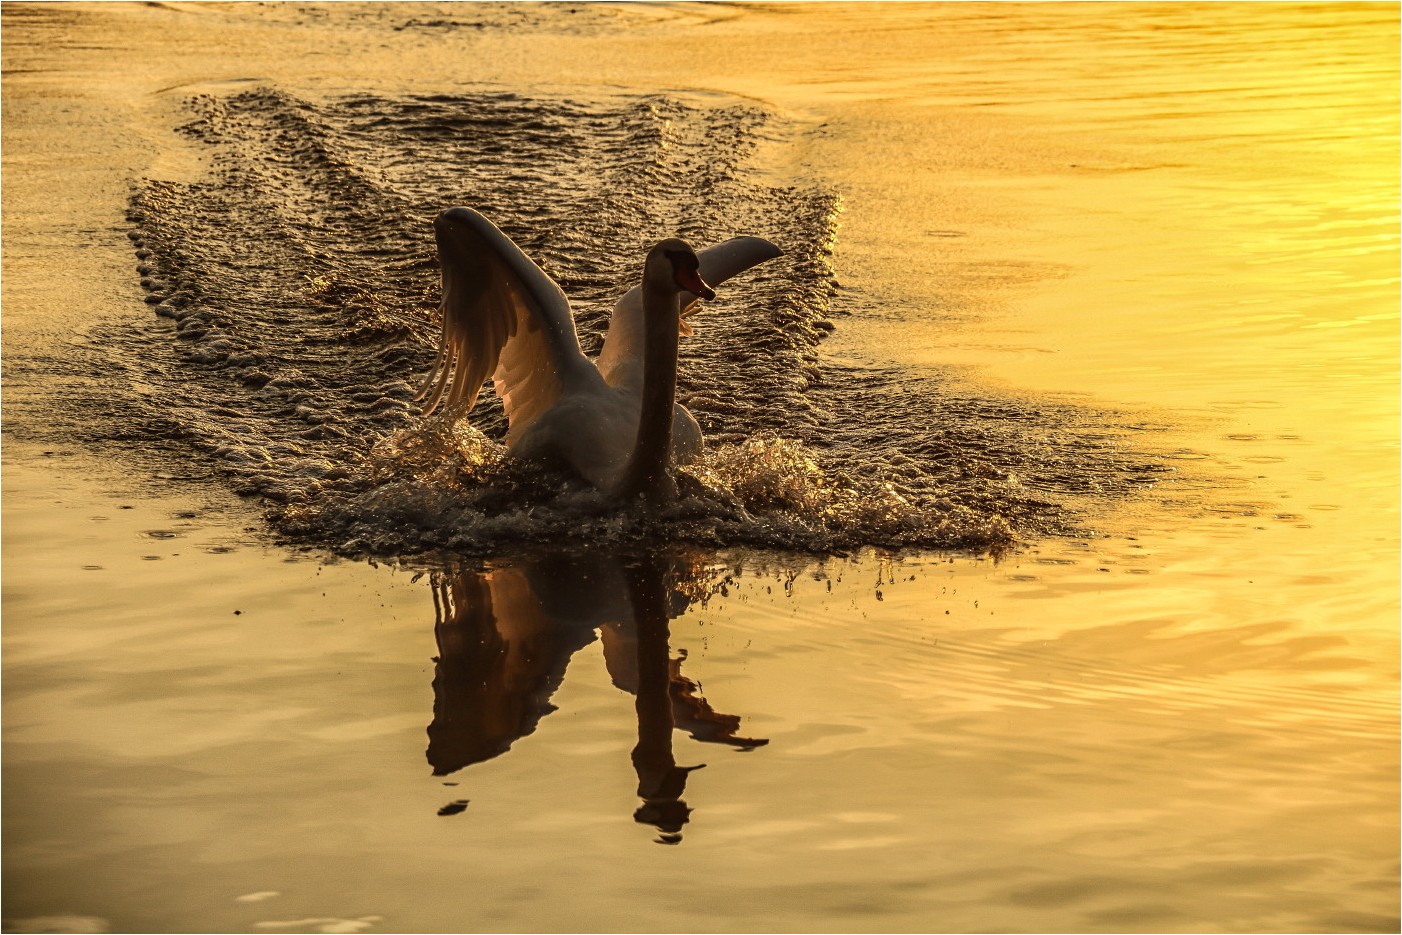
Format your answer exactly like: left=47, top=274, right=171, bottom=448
left=417, top=207, right=782, bottom=502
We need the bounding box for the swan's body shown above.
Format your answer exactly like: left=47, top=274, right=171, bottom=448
left=418, top=207, right=782, bottom=498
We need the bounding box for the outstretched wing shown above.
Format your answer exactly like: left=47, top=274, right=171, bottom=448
left=596, top=235, right=783, bottom=388
left=416, top=208, right=602, bottom=440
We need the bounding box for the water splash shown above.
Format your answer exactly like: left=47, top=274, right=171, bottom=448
left=277, top=422, right=1015, bottom=555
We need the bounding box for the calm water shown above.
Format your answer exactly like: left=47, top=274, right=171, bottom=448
left=3, top=3, right=1397, bottom=933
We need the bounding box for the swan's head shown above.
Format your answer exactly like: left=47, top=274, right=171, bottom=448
left=647, top=238, right=716, bottom=302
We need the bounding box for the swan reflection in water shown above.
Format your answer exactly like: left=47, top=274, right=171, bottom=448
left=427, top=551, right=768, bottom=843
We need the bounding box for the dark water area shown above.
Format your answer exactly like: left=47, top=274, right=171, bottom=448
left=94, top=88, right=1169, bottom=557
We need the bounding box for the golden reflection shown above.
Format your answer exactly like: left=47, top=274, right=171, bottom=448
left=428, top=551, right=767, bottom=843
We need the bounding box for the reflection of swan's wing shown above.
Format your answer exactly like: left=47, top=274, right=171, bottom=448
left=427, top=565, right=598, bottom=776
left=417, top=208, right=603, bottom=440
left=597, top=236, right=784, bottom=387
left=667, top=657, right=770, bottom=749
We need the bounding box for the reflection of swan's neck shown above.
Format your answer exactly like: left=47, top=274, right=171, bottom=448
left=616, top=278, right=680, bottom=503
left=626, top=554, right=698, bottom=841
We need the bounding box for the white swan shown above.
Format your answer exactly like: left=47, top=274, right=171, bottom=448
left=417, top=207, right=782, bottom=501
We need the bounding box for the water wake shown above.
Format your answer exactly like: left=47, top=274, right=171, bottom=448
left=100, top=86, right=1167, bottom=556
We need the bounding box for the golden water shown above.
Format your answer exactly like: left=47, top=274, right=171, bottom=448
left=3, top=3, right=1397, bottom=932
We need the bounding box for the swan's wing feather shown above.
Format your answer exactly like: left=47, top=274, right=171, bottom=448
left=597, top=235, right=783, bottom=386
left=690, top=235, right=786, bottom=301
left=417, top=208, right=600, bottom=437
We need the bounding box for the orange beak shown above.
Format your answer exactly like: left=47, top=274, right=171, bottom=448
left=677, top=267, right=716, bottom=301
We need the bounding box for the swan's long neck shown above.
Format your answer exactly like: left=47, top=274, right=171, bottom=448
left=615, top=277, right=680, bottom=503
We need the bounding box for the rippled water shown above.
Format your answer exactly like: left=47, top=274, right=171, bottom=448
left=3, top=3, right=1397, bottom=933
left=107, top=85, right=1164, bottom=555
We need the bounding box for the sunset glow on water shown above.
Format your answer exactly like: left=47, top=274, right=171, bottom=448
left=3, top=4, right=1397, bottom=932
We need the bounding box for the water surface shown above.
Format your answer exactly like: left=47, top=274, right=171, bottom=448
left=3, top=3, right=1397, bottom=933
